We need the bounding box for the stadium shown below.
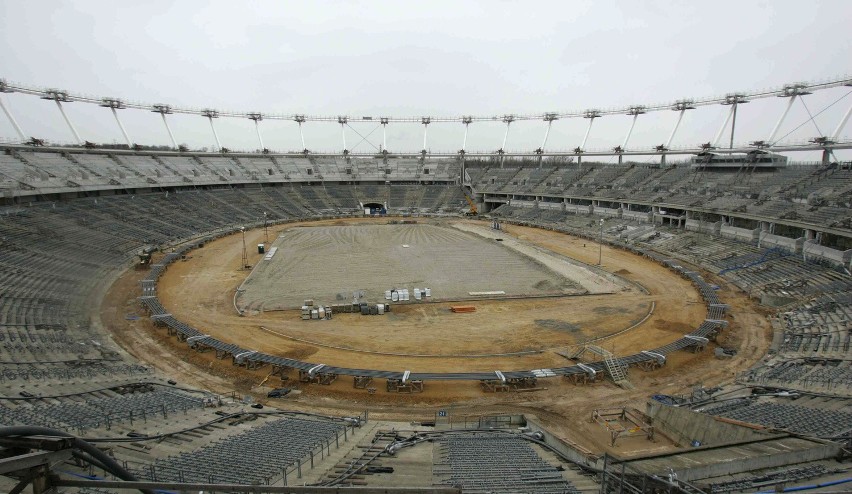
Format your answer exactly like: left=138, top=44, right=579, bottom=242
left=1, top=5, right=852, bottom=493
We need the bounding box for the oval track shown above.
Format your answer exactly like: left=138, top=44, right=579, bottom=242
left=140, top=218, right=729, bottom=384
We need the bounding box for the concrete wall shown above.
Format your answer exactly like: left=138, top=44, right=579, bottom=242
left=720, top=224, right=759, bottom=243
left=643, top=403, right=841, bottom=482
left=676, top=440, right=839, bottom=482
left=622, top=210, right=651, bottom=223
left=685, top=218, right=700, bottom=232
left=524, top=415, right=599, bottom=468
left=538, top=201, right=562, bottom=210
left=685, top=218, right=716, bottom=234
left=595, top=206, right=620, bottom=218
left=759, top=232, right=803, bottom=253
left=566, top=203, right=592, bottom=215
left=646, top=401, right=760, bottom=447
left=803, top=241, right=851, bottom=268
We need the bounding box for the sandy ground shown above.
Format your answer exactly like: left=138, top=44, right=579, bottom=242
left=100, top=217, right=772, bottom=456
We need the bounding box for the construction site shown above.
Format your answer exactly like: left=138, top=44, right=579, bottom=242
left=1, top=18, right=851, bottom=487
left=102, top=216, right=761, bottom=420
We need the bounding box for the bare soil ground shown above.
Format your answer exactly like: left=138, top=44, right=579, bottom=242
left=100, top=217, right=772, bottom=456
left=239, top=223, right=590, bottom=311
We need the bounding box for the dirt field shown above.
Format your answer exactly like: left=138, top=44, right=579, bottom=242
left=100, top=216, right=772, bottom=456
left=237, top=223, right=591, bottom=311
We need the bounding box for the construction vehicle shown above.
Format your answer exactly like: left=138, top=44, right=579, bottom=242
left=135, top=246, right=156, bottom=270
left=464, top=192, right=478, bottom=216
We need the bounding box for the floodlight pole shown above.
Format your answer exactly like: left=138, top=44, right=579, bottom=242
left=833, top=102, right=852, bottom=140
left=58, top=101, right=83, bottom=144
left=101, top=98, right=133, bottom=148
left=42, top=90, right=82, bottom=144
left=338, top=116, right=348, bottom=154
left=295, top=115, right=307, bottom=153
left=598, top=218, right=604, bottom=266
left=767, top=95, right=797, bottom=145
left=421, top=117, right=430, bottom=154
left=248, top=113, right=264, bottom=151
left=241, top=227, right=248, bottom=269
left=541, top=114, right=556, bottom=152
left=380, top=117, right=389, bottom=152
left=714, top=94, right=748, bottom=149
left=0, top=82, right=27, bottom=140
left=713, top=105, right=735, bottom=148
left=263, top=212, right=269, bottom=244
left=581, top=110, right=599, bottom=150
left=500, top=115, right=514, bottom=153
left=666, top=109, right=686, bottom=149
left=0, top=95, right=26, bottom=141
left=767, top=84, right=811, bottom=145
left=665, top=100, right=695, bottom=149
left=577, top=110, right=601, bottom=165
left=459, top=116, right=472, bottom=182
left=537, top=113, right=558, bottom=167
left=461, top=117, right=472, bottom=153
left=622, top=109, right=642, bottom=149
left=152, top=105, right=179, bottom=149
left=729, top=104, right=738, bottom=149
left=202, top=109, right=221, bottom=152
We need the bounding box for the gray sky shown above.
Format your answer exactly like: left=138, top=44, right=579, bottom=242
left=1, top=0, right=851, bottom=159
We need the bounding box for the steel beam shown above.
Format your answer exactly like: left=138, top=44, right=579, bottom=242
left=4, top=76, right=850, bottom=122
left=0, top=449, right=72, bottom=475
left=53, top=479, right=460, bottom=493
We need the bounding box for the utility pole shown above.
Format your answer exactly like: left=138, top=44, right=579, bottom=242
left=263, top=212, right=269, bottom=244
left=240, top=226, right=248, bottom=269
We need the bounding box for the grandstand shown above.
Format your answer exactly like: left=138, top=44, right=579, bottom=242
left=1, top=77, right=851, bottom=494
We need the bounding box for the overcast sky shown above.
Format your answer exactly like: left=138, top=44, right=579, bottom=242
left=1, top=0, right=851, bottom=159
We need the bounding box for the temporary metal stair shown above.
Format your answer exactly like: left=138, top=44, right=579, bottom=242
left=604, top=353, right=633, bottom=389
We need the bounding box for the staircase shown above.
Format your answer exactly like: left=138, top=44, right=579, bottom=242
left=229, top=156, right=255, bottom=178
left=534, top=445, right=599, bottom=493
left=604, top=353, right=634, bottom=389
left=571, top=345, right=634, bottom=389
left=151, top=154, right=189, bottom=181
left=65, top=152, right=105, bottom=178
